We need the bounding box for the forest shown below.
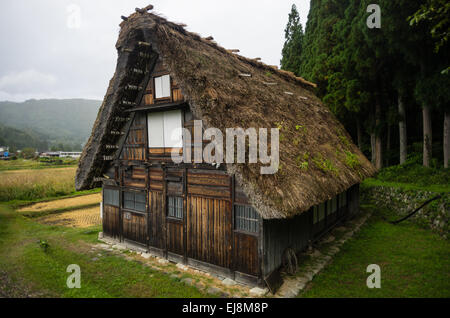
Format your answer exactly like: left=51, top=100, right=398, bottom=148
left=281, top=0, right=449, bottom=172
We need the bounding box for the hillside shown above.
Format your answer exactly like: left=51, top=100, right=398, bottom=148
left=0, top=99, right=101, bottom=151
left=0, top=124, right=49, bottom=151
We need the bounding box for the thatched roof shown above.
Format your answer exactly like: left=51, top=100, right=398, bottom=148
left=76, top=9, right=376, bottom=219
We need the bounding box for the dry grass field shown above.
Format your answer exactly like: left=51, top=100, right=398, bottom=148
left=18, top=193, right=101, bottom=213
left=36, top=206, right=101, bottom=228
left=0, top=167, right=76, bottom=202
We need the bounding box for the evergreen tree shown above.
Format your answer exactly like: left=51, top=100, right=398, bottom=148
left=280, top=4, right=304, bottom=75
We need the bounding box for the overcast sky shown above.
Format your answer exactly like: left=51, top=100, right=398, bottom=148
left=0, top=0, right=310, bottom=102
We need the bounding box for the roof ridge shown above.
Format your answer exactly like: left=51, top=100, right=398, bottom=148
left=123, top=10, right=317, bottom=90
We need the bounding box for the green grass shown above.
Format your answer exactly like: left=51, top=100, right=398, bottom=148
left=0, top=204, right=210, bottom=298
left=299, top=206, right=450, bottom=298
left=362, top=178, right=450, bottom=193
left=374, top=153, right=450, bottom=188
left=0, top=158, right=77, bottom=171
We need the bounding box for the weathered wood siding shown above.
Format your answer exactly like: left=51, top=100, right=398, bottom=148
left=186, top=195, right=232, bottom=269
left=103, top=205, right=120, bottom=239
left=262, top=211, right=311, bottom=277
left=122, top=210, right=147, bottom=245
left=234, top=232, right=259, bottom=276
left=121, top=113, right=146, bottom=161
left=148, top=190, right=164, bottom=249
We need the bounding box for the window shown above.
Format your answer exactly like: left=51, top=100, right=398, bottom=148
left=147, top=110, right=183, bottom=148
left=123, top=191, right=146, bottom=212
left=234, top=205, right=259, bottom=233
left=104, top=188, right=119, bottom=207
left=167, top=196, right=183, bottom=219
left=154, top=75, right=171, bottom=99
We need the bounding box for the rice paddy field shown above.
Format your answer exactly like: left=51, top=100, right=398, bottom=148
left=36, top=206, right=101, bottom=228
left=18, top=193, right=102, bottom=213
left=0, top=167, right=78, bottom=202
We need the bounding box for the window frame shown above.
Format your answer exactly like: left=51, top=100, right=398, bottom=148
left=234, top=204, right=260, bottom=236
left=103, top=187, right=120, bottom=207
left=167, top=196, right=183, bottom=221
left=154, top=74, right=171, bottom=100
left=122, top=190, right=147, bottom=214
left=147, top=109, right=183, bottom=149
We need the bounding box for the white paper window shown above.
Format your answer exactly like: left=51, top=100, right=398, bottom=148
left=147, top=110, right=182, bottom=148
left=147, top=112, right=165, bottom=147
left=163, top=110, right=183, bottom=148
left=154, top=75, right=171, bottom=99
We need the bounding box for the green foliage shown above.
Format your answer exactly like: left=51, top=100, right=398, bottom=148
left=344, top=151, right=361, bottom=169
left=409, top=0, right=450, bottom=53
left=313, top=154, right=339, bottom=175
left=375, top=154, right=450, bottom=187
left=280, top=4, right=304, bottom=75
left=38, top=239, right=50, bottom=253
left=296, top=153, right=310, bottom=171
left=21, top=148, right=37, bottom=159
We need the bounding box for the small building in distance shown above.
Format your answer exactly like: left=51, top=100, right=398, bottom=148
left=0, top=146, right=9, bottom=159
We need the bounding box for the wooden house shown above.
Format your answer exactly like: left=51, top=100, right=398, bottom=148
left=76, top=8, right=375, bottom=289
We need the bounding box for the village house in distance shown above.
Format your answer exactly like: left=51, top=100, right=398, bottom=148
left=76, top=5, right=376, bottom=290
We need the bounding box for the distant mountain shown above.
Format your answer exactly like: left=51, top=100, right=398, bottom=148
left=0, top=124, right=49, bottom=152
left=0, top=99, right=101, bottom=151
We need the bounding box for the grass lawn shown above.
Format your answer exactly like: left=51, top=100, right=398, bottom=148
left=299, top=205, right=450, bottom=298
left=0, top=204, right=210, bottom=298
left=0, top=158, right=77, bottom=171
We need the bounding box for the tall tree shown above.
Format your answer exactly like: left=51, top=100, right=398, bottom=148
left=280, top=4, right=304, bottom=75
left=410, top=0, right=450, bottom=168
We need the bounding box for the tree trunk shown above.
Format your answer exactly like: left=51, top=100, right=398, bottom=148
left=356, top=119, right=363, bottom=150
left=422, top=105, right=432, bottom=167
left=398, top=94, right=407, bottom=164
left=370, top=132, right=376, bottom=164
left=375, top=103, right=383, bottom=170
left=386, top=123, right=391, bottom=167
left=444, top=111, right=450, bottom=169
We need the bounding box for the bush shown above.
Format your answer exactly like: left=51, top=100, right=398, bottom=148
left=376, top=152, right=450, bottom=187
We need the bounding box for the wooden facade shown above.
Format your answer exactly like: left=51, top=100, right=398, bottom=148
left=100, top=57, right=361, bottom=288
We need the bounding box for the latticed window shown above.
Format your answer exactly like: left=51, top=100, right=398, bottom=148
left=168, top=196, right=183, bottom=219
left=104, top=188, right=119, bottom=207
left=234, top=205, right=259, bottom=233
left=123, top=191, right=146, bottom=212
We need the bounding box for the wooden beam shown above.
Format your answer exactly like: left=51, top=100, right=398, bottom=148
left=205, top=36, right=214, bottom=41
left=125, top=101, right=188, bottom=113
left=121, top=16, right=128, bottom=21
left=227, top=49, right=240, bottom=53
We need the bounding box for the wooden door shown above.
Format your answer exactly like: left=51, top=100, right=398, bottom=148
left=186, top=195, right=232, bottom=269
left=148, top=190, right=164, bottom=249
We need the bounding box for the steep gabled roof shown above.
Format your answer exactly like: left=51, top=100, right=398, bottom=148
left=76, top=9, right=376, bottom=219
